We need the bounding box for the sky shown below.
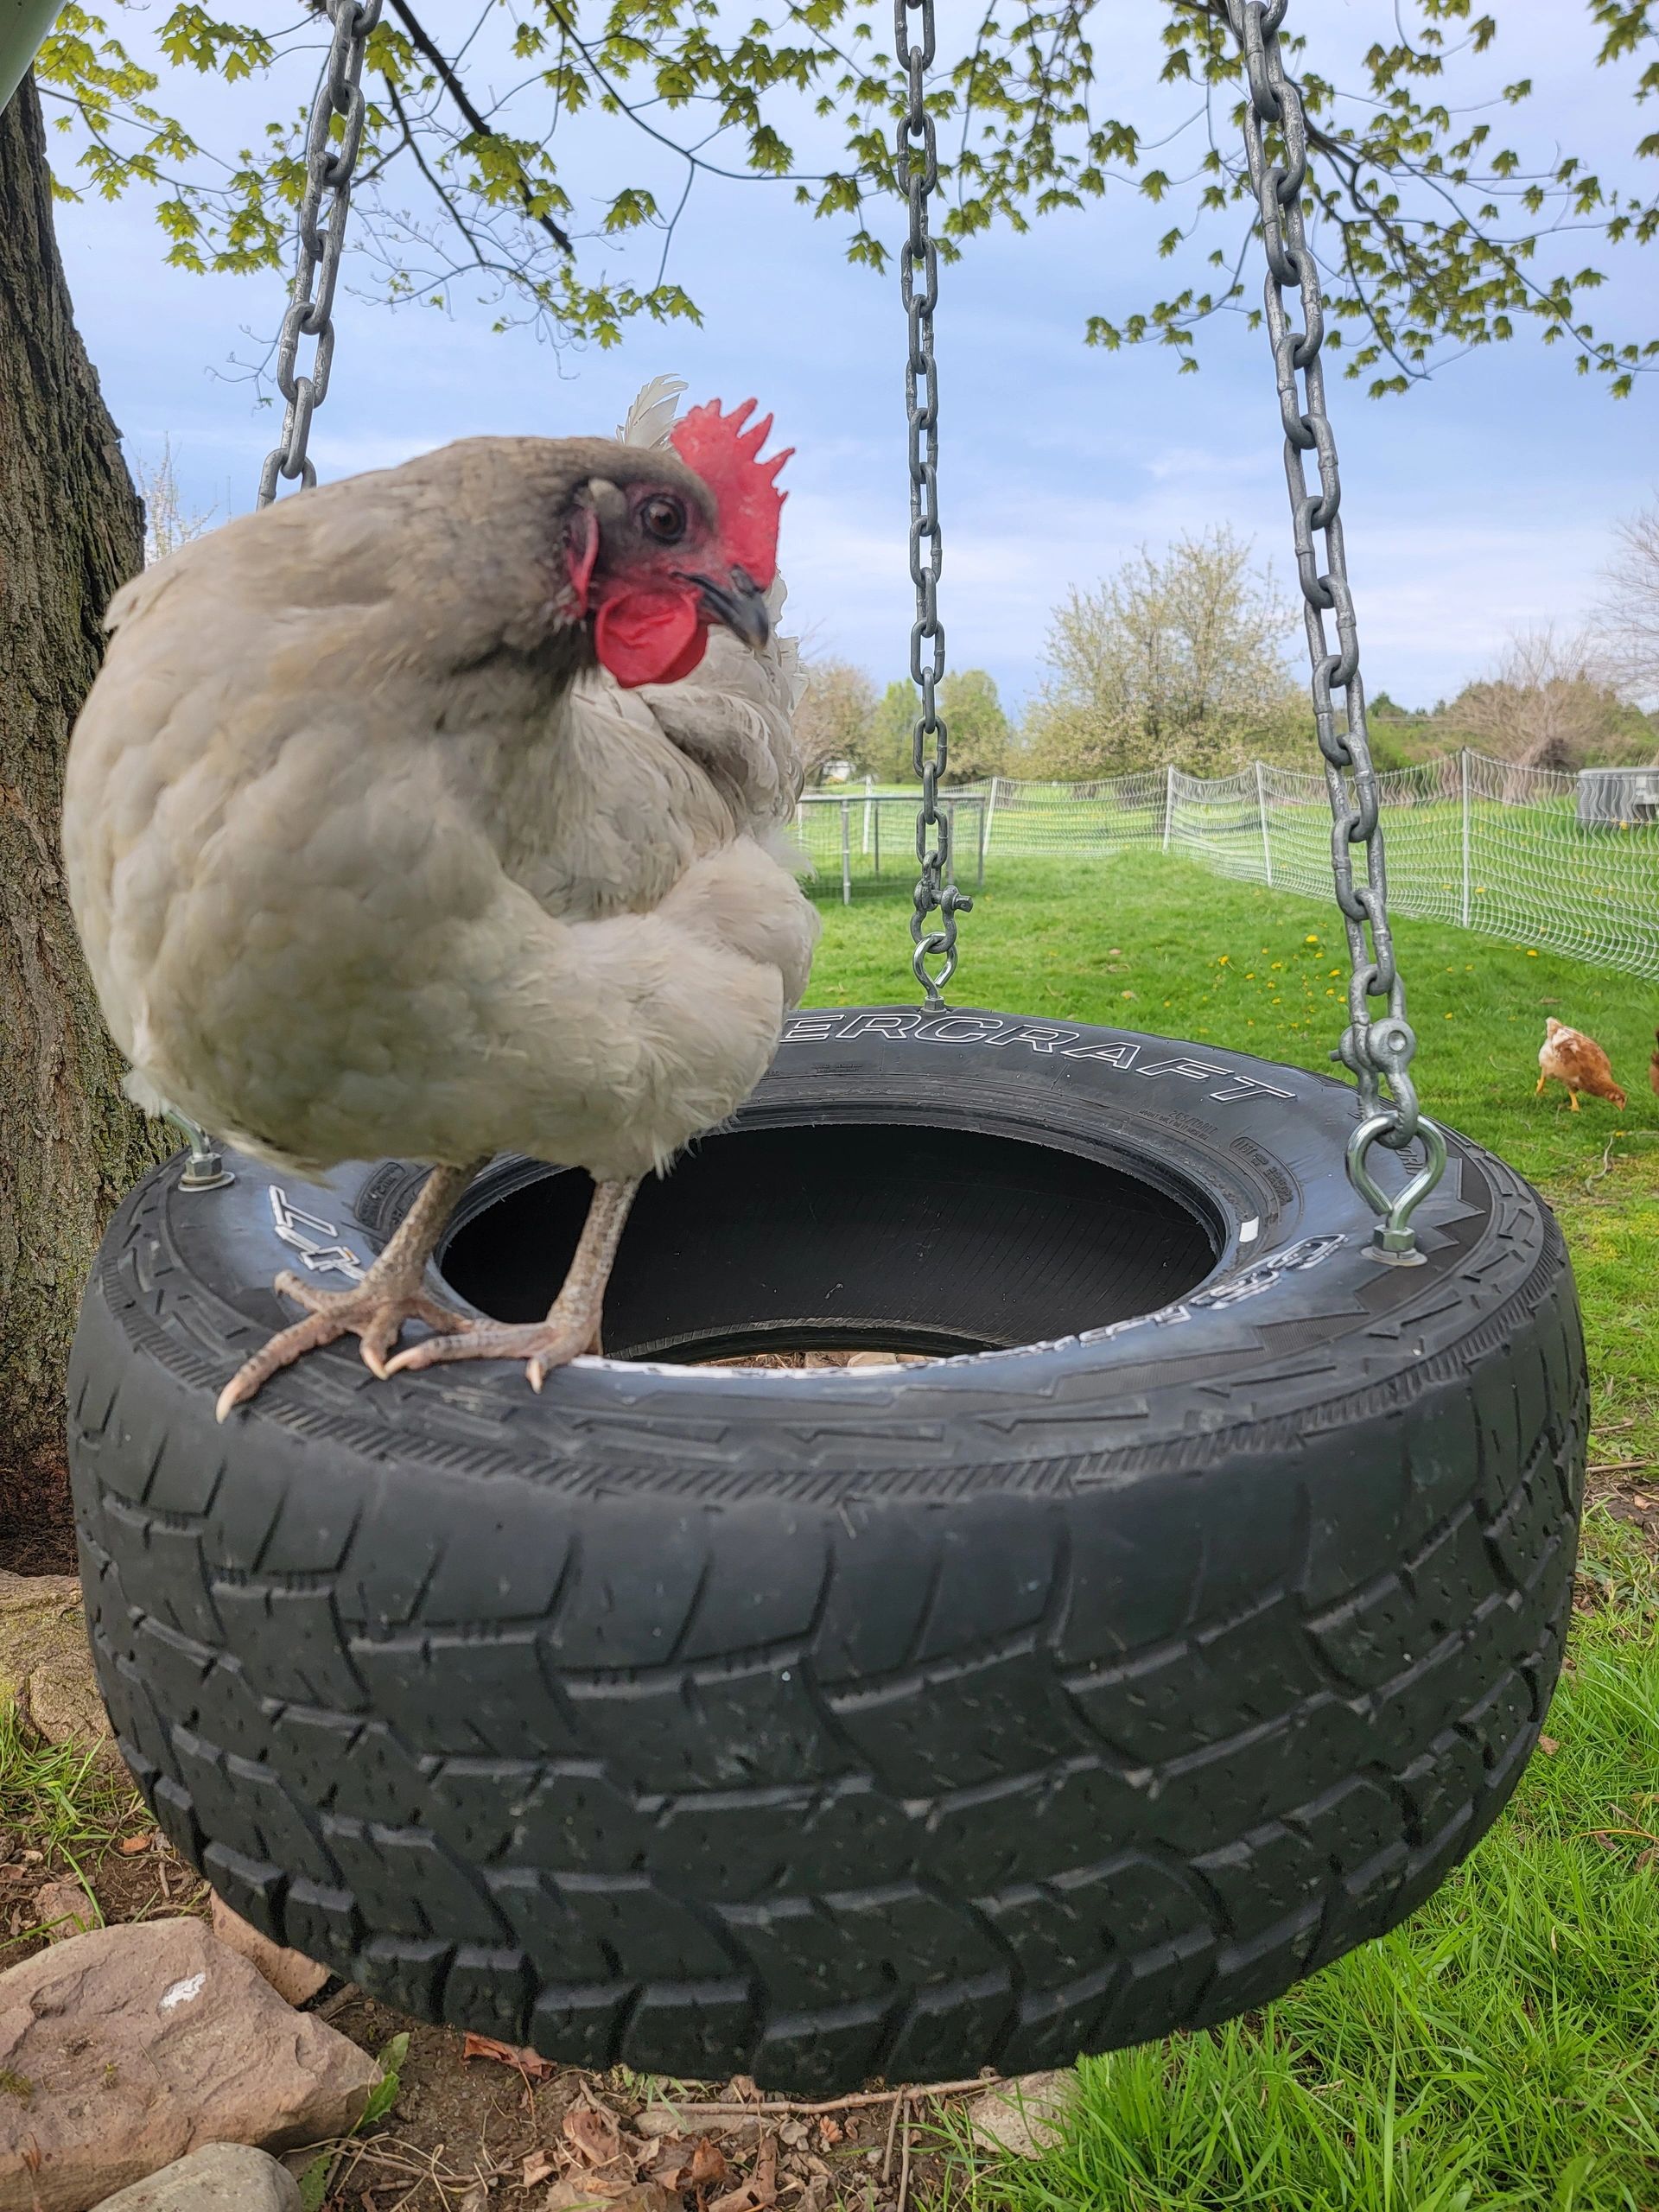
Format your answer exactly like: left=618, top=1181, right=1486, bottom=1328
left=47, top=0, right=1659, bottom=719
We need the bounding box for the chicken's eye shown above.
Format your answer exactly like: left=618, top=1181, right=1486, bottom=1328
left=639, top=494, right=687, bottom=544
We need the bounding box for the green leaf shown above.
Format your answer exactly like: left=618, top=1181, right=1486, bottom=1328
left=359, top=2031, right=410, bottom=2128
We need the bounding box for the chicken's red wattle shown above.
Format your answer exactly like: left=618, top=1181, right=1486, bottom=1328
left=594, top=587, right=706, bottom=687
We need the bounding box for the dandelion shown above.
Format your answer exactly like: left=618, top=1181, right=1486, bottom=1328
left=1305, top=934, right=1319, bottom=945
left=1217, top=955, right=1230, bottom=965
left=1526, top=950, right=1539, bottom=958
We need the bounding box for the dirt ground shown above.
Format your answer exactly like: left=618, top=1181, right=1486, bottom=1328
left=292, top=1993, right=975, bottom=2212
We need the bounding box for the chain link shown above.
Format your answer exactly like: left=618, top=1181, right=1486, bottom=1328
left=895, top=0, right=969, bottom=1006
left=257, top=0, right=382, bottom=507
left=1226, top=0, right=1444, bottom=1254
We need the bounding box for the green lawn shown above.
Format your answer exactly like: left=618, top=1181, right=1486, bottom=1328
left=804, top=851, right=1659, bottom=2212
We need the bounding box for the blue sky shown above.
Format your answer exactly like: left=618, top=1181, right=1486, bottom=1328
left=48, top=0, right=1657, bottom=718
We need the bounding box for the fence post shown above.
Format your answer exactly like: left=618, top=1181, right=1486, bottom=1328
left=1255, top=760, right=1274, bottom=887
left=862, top=774, right=874, bottom=855
left=976, top=795, right=986, bottom=889
left=1459, top=748, right=1472, bottom=930
left=874, top=799, right=880, bottom=879
left=983, top=774, right=1001, bottom=855
left=840, top=798, right=852, bottom=906
left=1163, top=763, right=1175, bottom=852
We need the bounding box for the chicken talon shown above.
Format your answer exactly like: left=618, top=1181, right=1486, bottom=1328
left=384, top=1178, right=637, bottom=1387
left=212, top=1160, right=488, bottom=1416
left=382, top=1313, right=594, bottom=1383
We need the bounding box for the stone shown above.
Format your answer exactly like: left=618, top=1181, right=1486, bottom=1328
left=0, top=1916, right=380, bottom=2212
left=30, top=1881, right=95, bottom=1945
left=967, top=2072, right=1071, bottom=2160
left=90, top=2142, right=301, bottom=2211
left=0, top=1573, right=111, bottom=1758
left=208, top=1895, right=329, bottom=2008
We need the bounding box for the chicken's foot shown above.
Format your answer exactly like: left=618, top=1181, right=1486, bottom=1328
left=385, top=1176, right=640, bottom=1389
left=215, top=1160, right=485, bottom=1421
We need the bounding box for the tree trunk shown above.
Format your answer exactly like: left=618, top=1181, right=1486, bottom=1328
left=0, top=74, right=166, bottom=1573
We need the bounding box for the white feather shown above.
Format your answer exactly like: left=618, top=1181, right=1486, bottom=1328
left=616, top=373, right=689, bottom=449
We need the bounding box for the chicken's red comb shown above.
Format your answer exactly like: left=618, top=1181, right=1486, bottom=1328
left=669, top=398, right=790, bottom=592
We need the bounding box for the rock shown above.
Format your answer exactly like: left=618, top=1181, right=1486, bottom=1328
left=208, top=1895, right=329, bottom=2008
left=0, top=1573, right=111, bottom=1758
left=0, top=1916, right=380, bottom=2212
left=91, top=2142, right=301, bottom=2210
left=967, top=2072, right=1071, bottom=2160
left=31, top=1880, right=96, bottom=1945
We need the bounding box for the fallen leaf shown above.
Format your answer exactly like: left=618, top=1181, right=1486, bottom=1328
left=549, top=2190, right=675, bottom=2212
left=689, top=2137, right=728, bottom=2190
left=777, top=2121, right=807, bottom=2150
left=815, top=2120, right=843, bottom=2148
left=524, top=2150, right=561, bottom=2188
left=721, top=2075, right=762, bottom=2106
left=707, top=2136, right=779, bottom=2212
left=462, top=2031, right=557, bottom=2082
left=117, top=1833, right=154, bottom=1855
left=1537, top=1735, right=1560, bottom=1756
left=647, top=2133, right=728, bottom=2193
left=458, top=2188, right=490, bottom=2212
left=565, top=2103, right=626, bottom=2171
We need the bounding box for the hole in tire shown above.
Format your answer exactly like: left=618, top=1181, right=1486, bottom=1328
left=435, top=1122, right=1221, bottom=1363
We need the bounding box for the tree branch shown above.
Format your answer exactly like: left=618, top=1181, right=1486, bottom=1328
left=383, top=0, right=574, bottom=253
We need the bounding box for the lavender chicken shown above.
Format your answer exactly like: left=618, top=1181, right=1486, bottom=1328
left=63, top=392, right=818, bottom=1414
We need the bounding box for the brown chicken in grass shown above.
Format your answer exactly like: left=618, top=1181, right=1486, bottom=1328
left=1650, top=1028, right=1659, bottom=1100
left=63, top=391, right=818, bottom=1416
left=1535, top=1017, right=1627, bottom=1113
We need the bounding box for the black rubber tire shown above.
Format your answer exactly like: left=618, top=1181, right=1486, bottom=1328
left=68, top=1008, right=1586, bottom=2094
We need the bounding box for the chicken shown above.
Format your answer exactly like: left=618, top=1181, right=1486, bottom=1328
left=1650, top=1028, right=1659, bottom=1101
left=1535, top=1017, right=1627, bottom=1113
left=63, top=390, right=820, bottom=1415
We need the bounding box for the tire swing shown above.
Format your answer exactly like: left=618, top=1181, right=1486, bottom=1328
left=70, top=0, right=1585, bottom=2097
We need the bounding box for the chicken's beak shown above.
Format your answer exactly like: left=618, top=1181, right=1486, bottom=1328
left=684, top=564, right=771, bottom=653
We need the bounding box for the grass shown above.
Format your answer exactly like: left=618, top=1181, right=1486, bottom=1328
left=0, top=1700, right=144, bottom=1944
left=804, top=850, right=1659, bottom=2211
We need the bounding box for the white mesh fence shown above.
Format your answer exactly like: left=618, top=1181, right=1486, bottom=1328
left=816, top=751, right=1659, bottom=977
left=1164, top=752, right=1659, bottom=979
left=794, top=788, right=988, bottom=904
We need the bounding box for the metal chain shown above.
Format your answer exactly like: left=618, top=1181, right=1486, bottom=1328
left=256, top=0, right=382, bottom=506
left=1226, top=0, right=1445, bottom=1258
left=895, top=0, right=970, bottom=1005
left=169, top=0, right=380, bottom=1196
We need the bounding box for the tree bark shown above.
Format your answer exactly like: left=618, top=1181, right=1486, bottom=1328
left=0, top=74, right=166, bottom=1570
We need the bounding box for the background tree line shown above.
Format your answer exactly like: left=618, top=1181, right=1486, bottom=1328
left=798, top=512, right=1659, bottom=788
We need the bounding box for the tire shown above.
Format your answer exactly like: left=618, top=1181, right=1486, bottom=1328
left=68, top=1007, right=1586, bottom=2094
